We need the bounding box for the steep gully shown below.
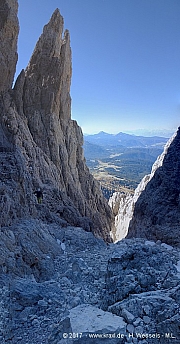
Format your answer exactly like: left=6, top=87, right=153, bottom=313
left=0, top=2, right=180, bottom=343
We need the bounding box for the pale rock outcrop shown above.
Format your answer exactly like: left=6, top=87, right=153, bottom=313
left=0, top=5, right=114, bottom=241
left=109, top=173, right=155, bottom=242
left=0, top=0, right=19, bottom=92
left=109, top=192, right=133, bottom=242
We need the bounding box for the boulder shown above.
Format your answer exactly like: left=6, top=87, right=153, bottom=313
left=50, top=304, right=127, bottom=343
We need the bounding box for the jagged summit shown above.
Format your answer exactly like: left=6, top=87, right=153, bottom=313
left=0, top=0, right=114, bottom=241
left=23, top=7, right=71, bottom=122
left=27, top=8, right=66, bottom=65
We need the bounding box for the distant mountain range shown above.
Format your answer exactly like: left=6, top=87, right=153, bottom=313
left=84, top=131, right=168, bottom=148
left=83, top=131, right=170, bottom=194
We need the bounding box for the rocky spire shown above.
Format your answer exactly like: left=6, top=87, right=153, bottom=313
left=127, top=127, right=180, bottom=247
left=0, top=5, right=113, bottom=241
left=23, top=9, right=71, bottom=122
left=0, top=0, right=19, bottom=92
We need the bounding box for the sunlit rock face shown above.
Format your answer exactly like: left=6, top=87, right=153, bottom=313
left=110, top=129, right=180, bottom=246
left=0, top=5, right=113, bottom=241
left=109, top=192, right=133, bottom=242
left=109, top=173, right=152, bottom=242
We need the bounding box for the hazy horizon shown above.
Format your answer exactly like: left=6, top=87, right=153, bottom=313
left=83, top=128, right=176, bottom=138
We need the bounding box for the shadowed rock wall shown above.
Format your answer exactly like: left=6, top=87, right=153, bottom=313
left=0, top=0, right=18, bottom=92
left=127, top=128, right=180, bottom=246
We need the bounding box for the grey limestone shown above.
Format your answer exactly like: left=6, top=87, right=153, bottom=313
left=0, top=2, right=180, bottom=344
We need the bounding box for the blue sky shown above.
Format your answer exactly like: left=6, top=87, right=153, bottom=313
left=16, top=0, right=180, bottom=134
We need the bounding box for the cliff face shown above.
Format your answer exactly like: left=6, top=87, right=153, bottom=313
left=127, top=128, right=180, bottom=246
left=0, top=0, right=19, bottom=92
left=0, top=1, right=113, bottom=241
